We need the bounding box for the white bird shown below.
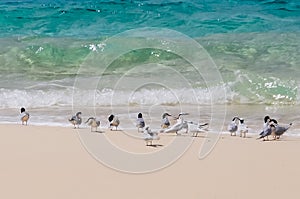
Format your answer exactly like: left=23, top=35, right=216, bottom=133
left=85, top=117, right=101, bottom=132
left=144, top=126, right=160, bottom=146
left=189, top=122, right=209, bottom=137
left=69, top=112, right=82, bottom=128
left=108, top=114, right=120, bottom=130
left=136, top=112, right=145, bottom=132
left=20, top=107, right=30, bottom=125
left=163, top=113, right=189, bottom=135
left=228, top=117, right=239, bottom=136
left=238, top=118, right=248, bottom=138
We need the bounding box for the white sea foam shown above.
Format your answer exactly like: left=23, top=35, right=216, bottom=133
left=0, top=85, right=234, bottom=109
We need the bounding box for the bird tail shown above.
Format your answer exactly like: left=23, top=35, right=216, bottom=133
left=259, top=130, right=264, bottom=136
left=159, top=129, right=165, bottom=133
left=256, top=135, right=263, bottom=140
left=286, top=123, right=293, bottom=129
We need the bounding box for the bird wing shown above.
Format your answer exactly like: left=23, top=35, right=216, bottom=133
left=259, top=127, right=271, bottom=138
left=164, top=122, right=183, bottom=133
left=69, top=115, right=76, bottom=121
left=238, top=123, right=247, bottom=131
left=274, top=124, right=291, bottom=136
left=96, top=121, right=100, bottom=126
left=114, top=117, right=120, bottom=125
left=20, top=112, right=28, bottom=120
left=77, top=117, right=82, bottom=125
left=143, top=130, right=152, bottom=140
left=227, top=122, right=237, bottom=132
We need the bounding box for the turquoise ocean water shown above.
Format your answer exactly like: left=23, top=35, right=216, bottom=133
left=0, top=0, right=299, bottom=128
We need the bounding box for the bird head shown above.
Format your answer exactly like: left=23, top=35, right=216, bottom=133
left=269, top=119, right=278, bottom=124
left=21, top=107, right=26, bottom=113
left=108, top=114, right=114, bottom=122
left=179, top=112, right=189, bottom=116
left=239, top=118, right=245, bottom=124
left=232, top=117, right=240, bottom=122
left=264, top=115, right=270, bottom=123
left=162, top=113, right=171, bottom=119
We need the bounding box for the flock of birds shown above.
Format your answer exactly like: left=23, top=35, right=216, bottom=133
left=68, top=112, right=120, bottom=132
left=19, top=107, right=293, bottom=146
left=227, top=115, right=292, bottom=141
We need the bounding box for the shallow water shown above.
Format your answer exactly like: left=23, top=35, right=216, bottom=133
left=2, top=104, right=299, bottom=137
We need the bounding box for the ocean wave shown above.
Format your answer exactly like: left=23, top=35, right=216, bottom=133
left=0, top=32, right=298, bottom=106
left=0, top=78, right=297, bottom=109
left=0, top=87, right=227, bottom=108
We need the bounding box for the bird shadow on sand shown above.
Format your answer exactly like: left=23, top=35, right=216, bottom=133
left=146, top=144, right=164, bottom=148
left=261, top=138, right=299, bottom=142
left=92, top=130, right=105, bottom=133
left=161, top=133, right=190, bottom=137
left=161, top=133, right=208, bottom=138
left=191, top=135, right=207, bottom=138
left=109, top=129, right=123, bottom=132
left=259, top=139, right=278, bottom=142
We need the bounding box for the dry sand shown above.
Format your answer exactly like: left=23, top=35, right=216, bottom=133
left=0, top=124, right=299, bottom=199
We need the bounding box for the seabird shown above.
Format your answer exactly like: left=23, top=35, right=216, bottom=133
left=69, top=112, right=82, bottom=128
left=272, top=123, right=292, bottom=140
left=259, top=116, right=277, bottom=136
left=228, top=117, right=240, bottom=136
left=257, top=124, right=274, bottom=141
left=163, top=113, right=189, bottom=135
left=136, top=112, right=145, bottom=132
left=85, top=117, right=100, bottom=132
left=161, top=113, right=171, bottom=129
left=143, top=126, right=160, bottom=146
left=108, top=114, right=120, bottom=130
left=20, top=107, right=30, bottom=125
left=238, top=118, right=248, bottom=138
left=190, top=122, right=209, bottom=137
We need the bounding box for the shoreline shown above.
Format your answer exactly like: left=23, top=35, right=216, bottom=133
left=1, top=120, right=299, bottom=138
left=1, top=104, right=299, bottom=133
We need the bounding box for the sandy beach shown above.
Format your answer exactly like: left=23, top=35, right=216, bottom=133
left=0, top=124, right=299, bottom=199
left=1, top=0, right=299, bottom=198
